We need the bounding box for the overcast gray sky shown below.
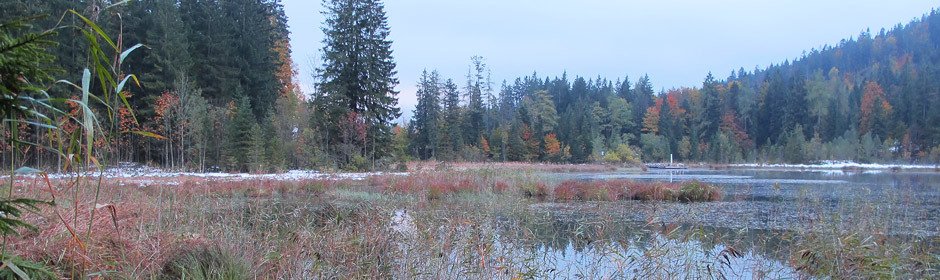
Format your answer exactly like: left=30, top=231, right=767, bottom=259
left=282, top=0, right=938, bottom=121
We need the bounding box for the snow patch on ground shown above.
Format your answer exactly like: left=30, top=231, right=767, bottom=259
left=732, top=160, right=938, bottom=170
left=44, top=163, right=407, bottom=182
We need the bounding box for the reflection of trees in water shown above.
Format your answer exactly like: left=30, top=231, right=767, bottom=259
left=491, top=210, right=795, bottom=264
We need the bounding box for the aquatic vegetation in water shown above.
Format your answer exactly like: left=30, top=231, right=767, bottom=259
left=553, top=180, right=722, bottom=202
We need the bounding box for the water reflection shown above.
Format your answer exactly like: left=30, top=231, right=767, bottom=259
left=490, top=211, right=797, bottom=278
left=496, top=169, right=940, bottom=277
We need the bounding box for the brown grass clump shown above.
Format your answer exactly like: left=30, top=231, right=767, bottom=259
left=553, top=181, right=624, bottom=201
left=551, top=180, right=722, bottom=202
left=626, top=181, right=680, bottom=201
left=520, top=182, right=549, bottom=200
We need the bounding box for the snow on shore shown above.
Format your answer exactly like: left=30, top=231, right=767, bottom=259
left=731, top=160, right=938, bottom=170
left=43, top=164, right=406, bottom=181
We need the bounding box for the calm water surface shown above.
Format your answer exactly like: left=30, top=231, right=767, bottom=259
left=493, top=169, right=940, bottom=278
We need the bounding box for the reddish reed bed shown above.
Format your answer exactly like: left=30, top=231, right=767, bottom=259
left=376, top=172, right=483, bottom=200
left=7, top=176, right=351, bottom=278
left=553, top=180, right=624, bottom=201
left=553, top=180, right=722, bottom=202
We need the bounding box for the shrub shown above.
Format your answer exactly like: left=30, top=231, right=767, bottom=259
left=427, top=183, right=445, bottom=201
left=554, top=180, right=626, bottom=201
left=492, top=181, right=510, bottom=193
left=603, top=152, right=622, bottom=164
left=553, top=181, right=580, bottom=201
left=677, top=181, right=722, bottom=202
left=455, top=178, right=477, bottom=193
left=630, top=182, right=678, bottom=201
left=553, top=180, right=721, bottom=202
left=520, top=182, right=549, bottom=200
left=603, top=144, right=642, bottom=165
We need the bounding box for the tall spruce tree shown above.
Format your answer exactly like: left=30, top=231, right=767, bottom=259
left=318, top=0, right=399, bottom=168
left=464, top=56, right=487, bottom=147
left=440, top=78, right=462, bottom=160
left=411, top=70, right=443, bottom=160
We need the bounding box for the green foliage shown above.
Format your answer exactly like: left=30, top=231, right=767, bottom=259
left=677, top=181, right=721, bottom=202
left=640, top=133, right=670, bottom=162
left=507, top=120, right=526, bottom=162
left=604, top=144, right=641, bottom=165
left=521, top=90, right=558, bottom=135
left=781, top=125, right=807, bottom=164
left=411, top=70, right=443, bottom=160
left=227, top=98, right=256, bottom=172
left=0, top=256, right=57, bottom=280
left=412, top=10, right=940, bottom=165
left=930, top=145, right=940, bottom=163
left=9, top=0, right=940, bottom=172
left=317, top=0, right=400, bottom=169
left=0, top=16, right=58, bottom=122
left=0, top=198, right=47, bottom=236
left=160, top=245, right=249, bottom=280
left=248, top=122, right=266, bottom=172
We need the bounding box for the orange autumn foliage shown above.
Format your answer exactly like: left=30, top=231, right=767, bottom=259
left=642, top=98, right=664, bottom=134
left=859, top=81, right=892, bottom=135
left=544, top=133, right=561, bottom=157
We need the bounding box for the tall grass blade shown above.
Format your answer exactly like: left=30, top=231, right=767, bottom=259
left=119, top=44, right=142, bottom=64
left=3, top=260, right=30, bottom=280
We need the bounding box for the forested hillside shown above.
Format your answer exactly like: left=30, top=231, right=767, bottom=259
left=410, top=10, right=940, bottom=164
left=2, top=1, right=939, bottom=173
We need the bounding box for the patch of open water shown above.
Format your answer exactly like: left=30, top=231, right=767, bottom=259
left=482, top=169, right=940, bottom=277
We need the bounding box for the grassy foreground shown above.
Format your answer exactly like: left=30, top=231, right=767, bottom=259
left=5, top=164, right=939, bottom=279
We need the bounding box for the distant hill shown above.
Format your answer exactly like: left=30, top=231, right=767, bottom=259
left=408, top=9, right=940, bottom=165
left=718, top=8, right=940, bottom=162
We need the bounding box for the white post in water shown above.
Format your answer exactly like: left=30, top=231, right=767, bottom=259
left=670, top=154, right=673, bottom=166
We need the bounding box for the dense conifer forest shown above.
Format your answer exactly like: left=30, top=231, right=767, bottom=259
left=411, top=10, right=940, bottom=165
left=3, top=1, right=940, bottom=172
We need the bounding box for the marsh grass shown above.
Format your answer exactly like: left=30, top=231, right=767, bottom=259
left=2, top=169, right=937, bottom=278
left=786, top=185, right=940, bottom=278
left=160, top=244, right=249, bottom=280
left=553, top=180, right=722, bottom=202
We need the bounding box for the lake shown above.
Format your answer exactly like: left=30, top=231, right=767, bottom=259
left=466, top=168, right=940, bottom=278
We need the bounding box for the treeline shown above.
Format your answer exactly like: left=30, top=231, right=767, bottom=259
left=4, top=1, right=939, bottom=172
left=409, top=10, right=940, bottom=164
left=1, top=0, right=405, bottom=172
